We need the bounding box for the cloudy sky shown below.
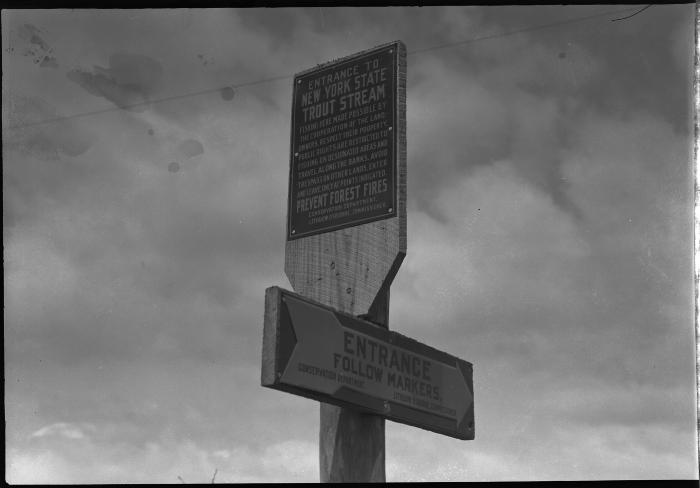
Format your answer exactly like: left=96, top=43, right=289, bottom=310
left=3, top=6, right=697, bottom=483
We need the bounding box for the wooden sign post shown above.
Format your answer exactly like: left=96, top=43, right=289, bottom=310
left=285, top=41, right=407, bottom=483
left=261, top=41, right=473, bottom=483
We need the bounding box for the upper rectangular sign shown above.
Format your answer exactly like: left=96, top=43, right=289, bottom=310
left=287, top=42, right=402, bottom=240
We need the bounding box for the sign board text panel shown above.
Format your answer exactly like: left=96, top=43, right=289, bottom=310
left=262, top=286, right=475, bottom=440
left=288, top=43, right=399, bottom=239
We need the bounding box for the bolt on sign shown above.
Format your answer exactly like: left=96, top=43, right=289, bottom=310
left=288, top=43, right=399, bottom=240
left=262, top=287, right=475, bottom=440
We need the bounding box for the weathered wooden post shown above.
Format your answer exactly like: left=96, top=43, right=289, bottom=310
left=262, top=41, right=474, bottom=483
left=285, top=40, right=406, bottom=483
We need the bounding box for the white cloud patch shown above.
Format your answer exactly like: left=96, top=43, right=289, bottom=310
left=393, top=159, right=587, bottom=345
left=30, top=422, right=96, bottom=440
left=385, top=405, right=696, bottom=481
left=7, top=436, right=317, bottom=484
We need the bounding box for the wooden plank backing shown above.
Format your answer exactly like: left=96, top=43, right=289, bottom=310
left=281, top=40, right=407, bottom=482
left=284, top=40, right=407, bottom=316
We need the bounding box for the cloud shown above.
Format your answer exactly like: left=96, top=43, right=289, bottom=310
left=392, top=159, right=587, bottom=341
left=407, top=57, right=510, bottom=218
left=384, top=393, right=696, bottom=481
left=2, top=7, right=695, bottom=483
left=4, top=208, right=257, bottom=367
left=30, top=422, right=97, bottom=440
left=386, top=100, right=695, bottom=479
left=3, top=84, right=295, bottom=367
left=549, top=382, right=694, bottom=432
left=393, top=103, right=692, bottom=382
left=3, top=95, right=94, bottom=159
left=561, top=109, right=692, bottom=322
left=7, top=439, right=318, bottom=484
left=2, top=95, right=103, bottom=234
left=405, top=31, right=605, bottom=221
left=67, top=53, right=163, bottom=111
left=10, top=413, right=317, bottom=484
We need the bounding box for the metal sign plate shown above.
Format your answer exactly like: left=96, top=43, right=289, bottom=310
left=287, top=43, right=399, bottom=240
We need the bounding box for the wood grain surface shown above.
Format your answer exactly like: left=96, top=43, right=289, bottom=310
left=283, top=41, right=407, bottom=482
left=285, top=41, right=406, bottom=317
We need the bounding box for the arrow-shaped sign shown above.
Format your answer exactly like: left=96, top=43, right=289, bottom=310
left=261, top=286, right=474, bottom=440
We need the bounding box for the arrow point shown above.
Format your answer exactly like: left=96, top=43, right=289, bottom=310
left=456, top=360, right=474, bottom=432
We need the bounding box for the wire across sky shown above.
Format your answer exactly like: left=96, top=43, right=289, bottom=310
left=5, top=6, right=644, bottom=131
